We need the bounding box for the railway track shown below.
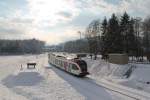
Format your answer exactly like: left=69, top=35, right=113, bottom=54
left=50, top=65, right=150, bottom=100
left=84, top=77, right=150, bottom=100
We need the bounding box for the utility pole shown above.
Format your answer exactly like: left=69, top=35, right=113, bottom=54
left=78, top=31, right=82, bottom=39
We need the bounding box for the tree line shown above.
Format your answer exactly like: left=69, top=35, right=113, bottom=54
left=48, top=39, right=89, bottom=53
left=51, top=12, right=150, bottom=61
left=85, top=12, right=150, bottom=61
left=63, top=39, right=89, bottom=53
left=0, top=39, right=45, bottom=55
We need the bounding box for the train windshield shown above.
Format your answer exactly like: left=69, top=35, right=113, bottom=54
left=77, top=60, right=87, bottom=72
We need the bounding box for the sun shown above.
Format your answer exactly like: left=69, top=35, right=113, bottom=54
left=27, top=0, right=79, bottom=26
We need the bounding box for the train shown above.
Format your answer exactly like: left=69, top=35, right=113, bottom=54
left=48, top=53, right=89, bottom=77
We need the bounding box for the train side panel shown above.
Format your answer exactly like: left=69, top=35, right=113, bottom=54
left=48, top=53, right=88, bottom=76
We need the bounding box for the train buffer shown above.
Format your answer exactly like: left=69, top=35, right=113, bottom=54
left=27, top=61, right=36, bottom=69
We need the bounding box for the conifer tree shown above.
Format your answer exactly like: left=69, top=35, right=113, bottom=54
left=120, top=12, right=130, bottom=53
left=106, top=13, right=123, bottom=53
left=101, top=17, right=108, bottom=58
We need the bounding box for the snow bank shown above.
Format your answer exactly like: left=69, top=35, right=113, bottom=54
left=83, top=57, right=150, bottom=94
left=83, top=57, right=131, bottom=79
left=121, top=64, right=150, bottom=92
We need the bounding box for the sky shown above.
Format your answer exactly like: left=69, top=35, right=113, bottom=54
left=0, top=0, right=150, bottom=45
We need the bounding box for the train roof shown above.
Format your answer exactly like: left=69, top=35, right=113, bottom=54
left=51, top=52, right=79, bottom=60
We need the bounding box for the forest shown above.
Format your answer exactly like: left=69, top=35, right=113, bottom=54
left=56, top=12, right=150, bottom=61
left=0, top=39, right=45, bottom=55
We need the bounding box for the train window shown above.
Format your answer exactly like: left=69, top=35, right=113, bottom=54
left=68, top=64, right=71, bottom=67
left=56, top=59, right=58, bottom=65
left=58, top=60, right=61, bottom=66
left=72, top=64, right=78, bottom=70
left=62, top=61, right=65, bottom=67
left=58, top=60, right=61, bottom=67
left=77, top=60, right=87, bottom=72
left=60, top=61, right=63, bottom=67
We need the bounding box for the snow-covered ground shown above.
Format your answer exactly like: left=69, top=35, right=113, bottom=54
left=0, top=54, right=84, bottom=100
left=83, top=56, right=150, bottom=99
left=120, top=64, right=150, bottom=93
left=0, top=53, right=149, bottom=100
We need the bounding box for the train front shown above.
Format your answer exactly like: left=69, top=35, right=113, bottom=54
left=74, top=59, right=89, bottom=76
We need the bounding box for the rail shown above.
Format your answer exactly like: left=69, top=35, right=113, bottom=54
left=93, top=78, right=150, bottom=100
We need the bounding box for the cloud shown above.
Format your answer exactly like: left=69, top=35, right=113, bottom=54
left=27, top=0, right=80, bottom=26
left=28, top=26, right=81, bottom=45
left=0, top=15, right=33, bottom=39
left=77, top=0, right=150, bottom=18
left=125, top=0, right=150, bottom=17
left=76, top=0, right=129, bottom=15
left=57, top=11, right=73, bottom=19
left=0, top=0, right=150, bottom=44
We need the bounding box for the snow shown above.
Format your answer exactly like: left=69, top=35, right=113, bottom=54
left=1, top=53, right=149, bottom=100
left=0, top=54, right=84, bottom=100
left=51, top=66, right=113, bottom=100
left=83, top=57, right=130, bottom=79
left=83, top=56, right=150, bottom=99
left=120, top=64, right=150, bottom=93
left=2, top=72, right=44, bottom=88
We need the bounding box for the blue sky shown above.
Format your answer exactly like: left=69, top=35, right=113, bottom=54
left=0, top=0, right=150, bottom=45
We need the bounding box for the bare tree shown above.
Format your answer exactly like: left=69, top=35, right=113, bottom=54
left=142, top=17, right=150, bottom=61
left=85, top=19, right=101, bottom=60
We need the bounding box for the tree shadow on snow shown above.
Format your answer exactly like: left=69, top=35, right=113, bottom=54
left=51, top=65, right=113, bottom=100
left=2, top=72, right=44, bottom=88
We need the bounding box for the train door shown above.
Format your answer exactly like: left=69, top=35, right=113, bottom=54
left=64, top=62, right=67, bottom=71
left=71, top=64, right=80, bottom=75
left=68, top=64, right=72, bottom=72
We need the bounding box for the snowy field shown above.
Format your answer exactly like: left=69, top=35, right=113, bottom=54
left=0, top=54, right=84, bottom=100
left=0, top=54, right=149, bottom=100
left=83, top=56, right=150, bottom=99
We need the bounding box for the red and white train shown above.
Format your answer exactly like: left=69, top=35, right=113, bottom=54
left=48, top=53, right=89, bottom=77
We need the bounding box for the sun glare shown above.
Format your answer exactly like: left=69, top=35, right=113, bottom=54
left=27, top=0, right=78, bottom=26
